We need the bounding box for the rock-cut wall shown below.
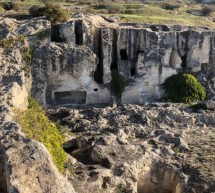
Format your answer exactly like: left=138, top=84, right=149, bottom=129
left=0, top=17, right=75, bottom=193
left=31, top=14, right=215, bottom=106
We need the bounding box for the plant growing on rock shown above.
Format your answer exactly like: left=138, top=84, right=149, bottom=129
left=163, top=73, right=206, bottom=103
left=1, top=1, right=19, bottom=11
left=110, top=70, right=126, bottom=102
left=29, top=3, right=70, bottom=24
left=15, top=97, right=67, bottom=173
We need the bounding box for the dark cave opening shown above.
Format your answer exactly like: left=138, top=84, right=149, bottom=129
left=0, top=149, right=8, bottom=193
left=94, top=29, right=103, bottom=84
left=181, top=55, right=187, bottom=69
left=120, top=49, right=128, bottom=60
left=75, top=20, right=83, bottom=45
left=51, top=24, right=64, bottom=42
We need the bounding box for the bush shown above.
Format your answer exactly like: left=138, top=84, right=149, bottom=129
left=15, top=97, right=67, bottom=173
left=29, top=3, right=70, bottom=24
left=163, top=73, right=206, bottom=103
left=160, top=2, right=180, bottom=10
left=105, top=4, right=125, bottom=14
left=1, top=1, right=19, bottom=11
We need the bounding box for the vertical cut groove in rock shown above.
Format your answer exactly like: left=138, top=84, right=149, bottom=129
left=111, top=29, right=118, bottom=71
left=94, top=28, right=103, bottom=84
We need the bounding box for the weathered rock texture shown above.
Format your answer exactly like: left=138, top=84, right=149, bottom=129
left=29, top=14, right=215, bottom=106
left=47, top=103, right=215, bottom=193
left=0, top=16, right=75, bottom=193
left=0, top=13, right=215, bottom=193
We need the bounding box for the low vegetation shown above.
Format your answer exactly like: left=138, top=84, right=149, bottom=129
left=29, top=3, right=70, bottom=23
left=163, top=73, right=206, bottom=103
left=110, top=70, right=126, bottom=101
left=1, top=1, right=19, bottom=11
left=15, top=97, right=67, bottom=173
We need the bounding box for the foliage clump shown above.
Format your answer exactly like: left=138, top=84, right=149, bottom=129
left=160, top=2, right=180, bottom=10
left=163, top=73, right=206, bottom=103
left=15, top=97, right=67, bottom=173
left=29, top=3, right=70, bottom=24
left=110, top=70, right=126, bottom=101
left=1, top=1, right=19, bottom=11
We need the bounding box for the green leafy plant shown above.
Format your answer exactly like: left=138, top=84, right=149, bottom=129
left=110, top=70, right=126, bottom=101
left=163, top=73, right=206, bottom=103
left=15, top=97, right=67, bottom=173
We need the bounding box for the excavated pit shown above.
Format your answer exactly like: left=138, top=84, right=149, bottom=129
left=0, top=149, right=8, bottom=193
left=137, top=163, right=185, bottom=193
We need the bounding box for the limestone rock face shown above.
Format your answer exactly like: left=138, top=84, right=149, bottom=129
left=26, top=14, right=215, bottom=106
left=0, top=17, right=75, bottom=193
left=47, top=103, right=215, bottom=193
left=1, top=13, right=215, bottom=193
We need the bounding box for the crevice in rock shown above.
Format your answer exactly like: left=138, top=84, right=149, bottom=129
left=75, top=20, right=83, bottom=45
left=0, top=149, right=8, bottom=193
left=111, top=29, right=118, bottom=71
left=137, top=162, right=185, bottom=193
left=94, top=29, right=103, bottom=84
left=51, top=24, right=64, bottom=42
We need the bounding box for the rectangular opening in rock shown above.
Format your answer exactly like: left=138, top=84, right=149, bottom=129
left=54, top=91, right=86, bottom=104
left=75, top=20, right=83, bottom=45
left=51, top=24, right=65, bottom=42
left=120, top=49, right=128, bottom=60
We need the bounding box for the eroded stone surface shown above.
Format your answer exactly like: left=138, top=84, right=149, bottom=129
left=47, top=104, right=215, bottom=193
left=0, top=13, right=215, bottom=193
left=0, top=17, right=75, bottom=193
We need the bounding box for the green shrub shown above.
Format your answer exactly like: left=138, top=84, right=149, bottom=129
left=29, top=3, right=70, bottom=24
left=163, top=73, right=206, bottom=103
left=1, top=1, right=19, bottom=11
left=110, top=70, right=126, bottom=101
left=15, top=97, right=67, bottom=173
